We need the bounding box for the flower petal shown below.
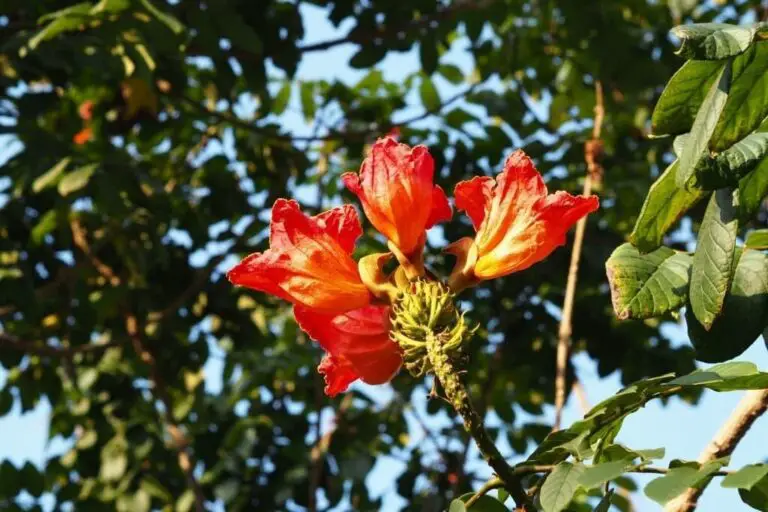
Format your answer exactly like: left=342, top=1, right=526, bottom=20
left=295, top=305, right=402, bottom=387
left=314, top=204, right=363, bottom=254
left=426, top=185, right=453, bottom=229
left=317, top=354, right=359, bottom=397
left=454, top=176, right=494, bottom=230
left=455, top=149, right=600, bottom=282
left=344, top=137, right=442, bottom=255
left=228, top=199, right=370, bottom=313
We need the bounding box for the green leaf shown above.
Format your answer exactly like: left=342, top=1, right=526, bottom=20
left=27, top=3, right=92, bottom=50
left=141, top=475, right=173, bottom=502
left=439, top=64, right=464, bottom=84
left=175, top=490, right=196, bottom=512
left=740, top=476, right=768, bottom=511
left=629, top=160, right=707, bottom=253
left=32, top=157, right=70, bottom=193
left=540, top=462, right=586, bottom=512
left=579, top=460, right=634, bottom=489
left=711, top=41, right=768, bottom=151
left=100, top=436, right=128, bottom=482
left=58, top=164, right=97, bottom=196
left=420, top=42, right=438, bottom=75
left=677, top=61, right=731, bottom=190
left=606, top=244, right=692, bottom=319
left=671, top=23, right=757, bottom=60
left=449, top=499, right=467, bottom=512
left=746, top=229, right=768, bottom=249
left=349, top=46, right=387, bottom=69
left=458, top=494, right=508, bottom=511
left=419, top=76, right=441, bottom=112
left=703, top=132, right=768, bottom=188
left=594, top=490, right=614, bottom=512
left=722, top=465, right=768, bottom=490
left=739, top=155, right=768, bottom=219
left=31, top=210, right=59, bottom=245
left=651, top=60, right=723, bottom=136
left=139, top=0, right=184, bottom=34
left=644, top=461, right=723, bottom=505
left=299, top=82, right=316, bottom=122
left=20, top=462, right=44, bottom=497
left=496, top=489, right=509, bottom=503
left=272, top=82, right=292, bottom=116
left=687, top=250, right=768, bottom=362
left=689, top=188, right=738, bottom=329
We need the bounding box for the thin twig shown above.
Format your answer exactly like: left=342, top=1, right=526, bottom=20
left=70, top=217, right=120, bottom=286
left=125, top=314, right=206, bottom=512
left=308, top=395, right=353, bottom=510
left=553, top=80, right=604, bottom=431
left=664, top=389, right=768, bottom=512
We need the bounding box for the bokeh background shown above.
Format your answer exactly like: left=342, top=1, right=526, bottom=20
left=1, top=1, right=767, bottom=511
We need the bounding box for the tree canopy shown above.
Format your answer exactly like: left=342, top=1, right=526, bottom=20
left=1, top=1, right=768, bottom=511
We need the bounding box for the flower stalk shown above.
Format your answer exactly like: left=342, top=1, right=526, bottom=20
left=425, top=330, right=535, bottom=511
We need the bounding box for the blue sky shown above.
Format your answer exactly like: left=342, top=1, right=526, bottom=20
left=2, top=3, right=768, bottom=511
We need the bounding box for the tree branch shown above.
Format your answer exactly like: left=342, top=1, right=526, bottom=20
left=0, top=332, right=123, bottom=358
left=174, top=83, right=479, bottom=143
left=664, top=389, right=768, bottom=512
left=125, top=314, right=206, bottom=512
left=296, top=0, right=496, bottom=53
left=553, top=80, right=604, bottom=431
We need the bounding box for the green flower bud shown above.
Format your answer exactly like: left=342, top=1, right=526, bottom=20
left=389, top=279, right=474, bottom=377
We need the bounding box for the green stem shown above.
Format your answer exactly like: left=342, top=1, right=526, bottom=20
left=426, top=333, right=535, bottom=511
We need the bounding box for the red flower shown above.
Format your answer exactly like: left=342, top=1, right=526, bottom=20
left=227, top=199, right=371, bottom=313
left=295, top=305, right=401, bottom=396
left=448, top=150, right=599, bottom=289
left=342, top=137, right=452, bottom=256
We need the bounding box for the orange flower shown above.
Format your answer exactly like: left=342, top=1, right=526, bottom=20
left=448, top=150, right=599, bottom=289
left=342, top=137, right=452, bottom=256
left=227, top=199, right=371, bottom=313
left=294, top=305, right=401, bottom=396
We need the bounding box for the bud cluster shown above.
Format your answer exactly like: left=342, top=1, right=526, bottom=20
left=389, top=279, right=474, bottom=377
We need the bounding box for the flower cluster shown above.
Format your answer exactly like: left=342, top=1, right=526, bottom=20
left=227, top=138, right=599, bottom=396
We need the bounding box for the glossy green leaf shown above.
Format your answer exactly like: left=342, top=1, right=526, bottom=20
left=677, top=61, right=731, bottom=190
left=606, top=244, right=692, bottom=319
left=722, top=465, right=768, bottom=490
left=32, top=157, right=70, bottom=193
left=702, top=132, right=768, bottom=188
left=711, top=41, right=768, bottom=151
left=540, top=462, right=586, bottom=512
left=671, top=23, right=757, bottom=60
left=746, top=229, right=768, bottom=249
left=629, top=160, right=707, bottom=252
left=688, top=250, right=768, bottom=362
left=689, top=188, right=738, bottom=329
left=651, top=60, right=723, bottom=136
left=738, top=155, right=768, bottom=219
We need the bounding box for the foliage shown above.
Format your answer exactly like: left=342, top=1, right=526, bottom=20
left=1, top=1, right=768, bottom=512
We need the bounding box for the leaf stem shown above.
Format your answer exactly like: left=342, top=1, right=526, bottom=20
left=425, top=333, right=536, bottom=511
